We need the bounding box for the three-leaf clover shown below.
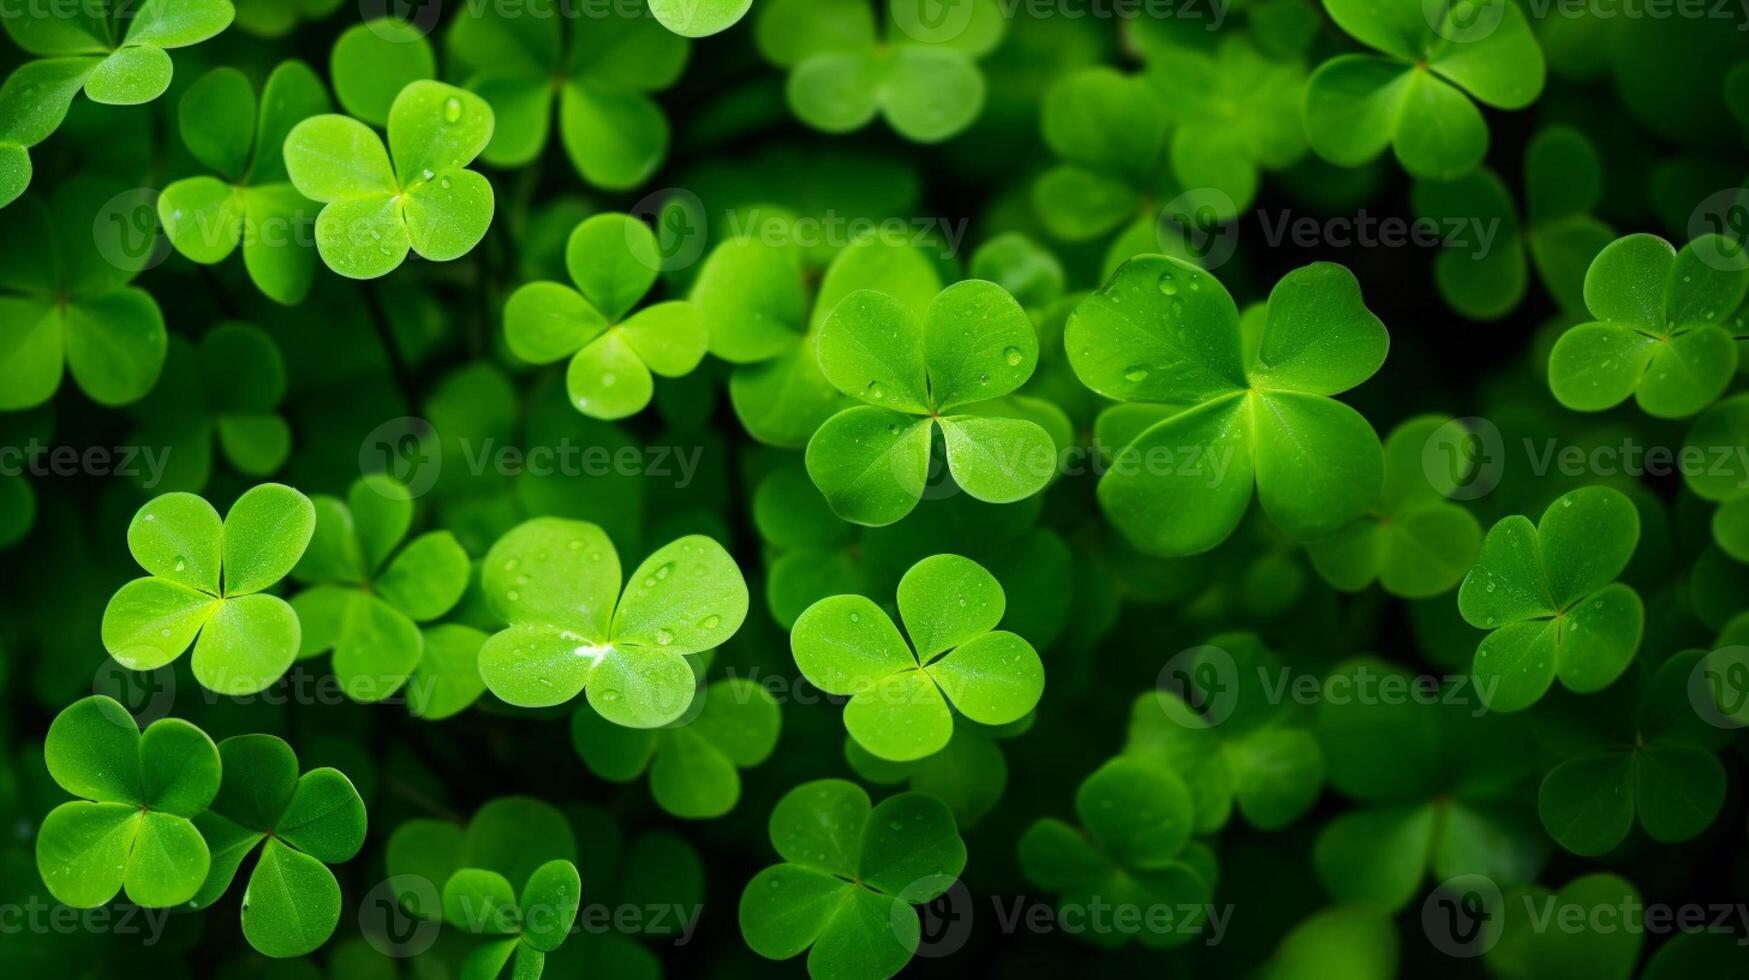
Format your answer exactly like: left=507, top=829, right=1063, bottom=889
left=158, top=62, right=331, bottom=304
left=571, top=677, right=781, bottom=819
left=101, top=484, right=316, bottom=695
left=1536, top=651, right=1729, bottom=856
left=1684, top=393, right=1749, bottom=563
left=1304, top=0, right=1545, bottom=179
left=791, top=554, right=1045, bottom=762
left=1547, top=233, right=1747, bottom=418
left=1067, top=254, right=1389, bottom=556
left=505, top=213, right=706, bottom=421
left=477, top=518, right=749, bottom=727
left=1125, top=634, right=1325, bottom=833
left=290, top=476, right=471, bottom=703
left=0, top=179, right=168, bottom=410
left=283, top=80, right=496, bottom=279
left=739, top=779, right=966, bottom=980
left=442, top=860, right=582, bottom=980
left=1411, top=125, right=1614, bottom=319
left=0, top=0, right=234, bottom=206
left=1032, top=67, right=1171, bottom=245
left=125, top=322, right=293, bottom=492
left=754, top=0, right=1004, bottom=143
left=1458, top=486, right=1644, bottom=712
left=1307, top=415, right=1484, bottom=598
left=446, top=0, right=688, bottom=189
left=690, top=231, right=942, bottom=447
left=805, top=279, right=1057, bottom=525
left=191, top=734, right=367, bottom=958
left=1017, top=757, right=1214, bottom=949
left=35, top=696, right=219, bottom=908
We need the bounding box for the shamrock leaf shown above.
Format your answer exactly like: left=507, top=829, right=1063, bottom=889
left=1458, top=486, right=1644, bottom=712
left=1312, top=659, right=1546, bottom=909
left=844, top=727, right=1009, bottom=829
left=754, top=461, right=878, bottom=627
left=1307, top=415, right=1484, bottom=598
left=388, top=798, right=579, bottom=925
left=1684, top=393, right=1749, bottom=563
left=0, top=0, right=234, bottom=206
left=1032, top=66, right=1171, bottom=247
left=1304, top=0, right=1545, bottom=179
left=158, top=62, right=331, bottom=304
left=330, top=18, right=435, bottom=128
left=101, top=484, right=316, bottom=695
left=738, top=780, right=966, bottom=980
left=805, top=279, right=1058, bottom=525
left=446, top=0, right=688, bottom=189
left=1125, top=634, right=1325, bottom=833
left=650, top=0, right=753, bottom=36
left=190, top=735, right=367, bottom=958
left=35, top=696, right=219, bottom=908
left=1017, top=757, right=1214, bottom=949
left=1067, top=255, right=1389, bottom=555
left=0, top=179, right=168, bottom=410
left=505, top=213, right=706, bottom=421
left=290, top=476, right=470, bottom=703
left=1535, top=651, right=1729, bottom=856
left=690, top=230, right=942, bottom=447
left=755, top=0, right=1005, bottom=143
left=1491, top=874, right=1643, bottom=980
left=791, top=554, right=1045, bottom=762
left=476, top=518, right=749, bottom=727
left=1411, top=125, right=1614, bottom=319
left=1547, top=233, right=1748, bottom=419
left=125, top=322, right=293, bottom=492
left=283, top=80, right=496, bottom=280
left=443, top=860, right=582, bottom=980
left=1146, top=36, right=1308, bottom=219
left=571, top=677, right=781, bottom=819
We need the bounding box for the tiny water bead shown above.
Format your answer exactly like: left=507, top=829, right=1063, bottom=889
left=1003, top=345, right=1023, bottom=366
left=1124, top=366, right=1150, bottom=383
left=443, top=97, right=462, bottom=123
left=865, top=381, right=885, bottom=400
left=655, top=629, right=674, bottom=646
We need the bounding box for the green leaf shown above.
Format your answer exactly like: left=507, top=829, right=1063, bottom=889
left=650, top=0, right=752, bottom=37
left=242, top=838, right=343, bottom=957
left=330, top=18, right=435, bottom=127
left=804, top=408, right=932, bottom=527
left=45, top=696, right=144, bottom=804
left=223, top=483, right=317, bottom=595
left=179, top=67, right=256, bottom=179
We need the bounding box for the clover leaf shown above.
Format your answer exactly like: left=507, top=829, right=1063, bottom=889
left=1146, top=36, right=1308, bottom=219
left=125, top=322, right=293, bottom=492
left=739, top=779, right=966, bottom=980
left=1458, top=486, right=1643, bottom=712
left=0, top=0, right=234, bottom=206
left=754, top=461, right=876, bottom=627
left=1032, top=66, right=1172, bottom=248
left=570, top=677, right=780, bottom=819
left=158, top=62, right=330, bottom=304
left=283, top=80, right=496, bottom=280
left=755, top=0, right=1004, bottom=143
left=102, top=484, right=316, bottom=695
left=791, top=554, right=1044, bottom=762
left=290, top=476, right=470, bottom=703
left=651, top=0, right=753, bottom=36
left=442, top=860, right=582, bottom=980
left=845, top=727, right=1009, bottom=828
left=1312, top=658, right=1545, bottom=909
left=388, top=798, right=580, bottom=928
left=1304, top=0, right=1545, bottom=179
left=190, top=735, right=366, bottom=958
left=0, top=179, right=168, bottom=410
left=1684, top=393, right=1749, bottom=563
left=1547, top=232, right=1748, bottom=418
left=1411, top=125, right=1614, bottom=319
left=805, top=279, right=1058, bottom=525
left=1017, top=757, right=1214, bottom=949
left=477, top=518, right=749, bottom=727
left=1308, top=415, right=1484, bottom=598
left=232, top=0, right=340, bottom=38
left=505, top=213, right=706, bottom=421
left=446, top=0, right=688, bottom=189
left=1125, top=634, right=1325, bottom=833
left=1535, top=651, right=1729, bottom=856
left=1067, top=255, right=1389, bottom=555
left=330, top=18, right=434, bottom=128
left=35, top=696, right=219, bottom=909
left=690, top=230, right=942, bottom=447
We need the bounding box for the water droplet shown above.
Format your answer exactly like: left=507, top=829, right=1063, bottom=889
left=503, top=558, right=520, bottom=571
left=1123, top=366, right=1150, bottom=383
left=1002, top=346, right=1022, bottom=366
left=600, top=688, right=622, bottom=702
left=443, top=97, right=462, bottom=123
left=144, top=513, right=156, bottom=522
left=865, top=381, right=884, bottom=399
left=655, top=562, right=673, bottom=581
left=849, top=611, right=861, bottom=624
left=421, top=168, right=435, bottom=182
left=567, top=540, right=583, bottom=551
left=159, top=629, right=170, bottom=638
left=656, top=628, right=675, bottom=646
left=174, top=559, right=186, bottom=572
left=601, top=372, right=617, bottom=387
left=1159, top=271, right=1179, bottom=295
left=440, top=177, right=452, bottom=189
left=699, top=615, right=721, bottom=630
left=506, top=590, right=520, bottom=602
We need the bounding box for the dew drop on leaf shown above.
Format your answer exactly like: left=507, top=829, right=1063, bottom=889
left=443, top=97, right=462, bottom=123
left=1123, top=366, right=1149, bottom=383
left=656, top=628, right=674, bottom=646
left=1003, top=346, right=1022, bottom=366
left=865, top=381, right=884, bottom=400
